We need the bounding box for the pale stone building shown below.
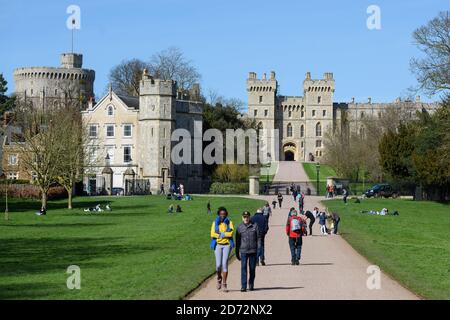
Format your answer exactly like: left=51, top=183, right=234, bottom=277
left=246, top=71, right=438, bottom=162
left=81, top=70, right=203, bottom=195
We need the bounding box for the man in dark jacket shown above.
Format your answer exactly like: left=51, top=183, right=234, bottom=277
left=305, top=210, right=315, bottom=236
left=236, top=211, right=261, bottom=292
left=251, top=209, right=269, bottom=266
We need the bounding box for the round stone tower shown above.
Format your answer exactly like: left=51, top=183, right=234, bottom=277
left=13, top=53, right=95, bottom=108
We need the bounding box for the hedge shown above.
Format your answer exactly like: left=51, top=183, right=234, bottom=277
left=0, top=184, right=68, bottom=200
left=209, top=182, right=248, bottom=194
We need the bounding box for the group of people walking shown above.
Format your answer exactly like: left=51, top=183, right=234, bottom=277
left=210, top=196, right=341, bottom=292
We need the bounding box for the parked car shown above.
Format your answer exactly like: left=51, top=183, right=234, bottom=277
left=364, top=183, right=398, bottom=198
left=111, top=187, right=124, bottom=196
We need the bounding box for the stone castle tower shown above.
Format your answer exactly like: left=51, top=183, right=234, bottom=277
left=13, top=53, right=95, bottom=108
left=138, top=69, right=177, bottom=191
left=247, top=71, right=335, bottom=161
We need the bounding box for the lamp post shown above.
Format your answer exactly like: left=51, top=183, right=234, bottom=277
left=265, top=153, right=272, bottom=194
left=316, top=162, right=320, bottom=196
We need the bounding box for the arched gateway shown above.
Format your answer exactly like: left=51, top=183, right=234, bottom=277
left=283, top=142, right=297, bottom=161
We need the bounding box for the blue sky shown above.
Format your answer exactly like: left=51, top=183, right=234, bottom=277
left=0, top=0, right=447, bottom=103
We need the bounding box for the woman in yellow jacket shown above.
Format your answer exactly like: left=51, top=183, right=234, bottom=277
left=210, top=206, right=234, bottom=292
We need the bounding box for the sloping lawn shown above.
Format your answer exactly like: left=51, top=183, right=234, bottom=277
left=303, top=163, right=337, bottom=195
left=0, top=195, right=265, bottom=300
left=324, top=198, right=450, bottom=299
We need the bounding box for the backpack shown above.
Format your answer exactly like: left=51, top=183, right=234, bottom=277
left=291, top=217, right=301, bottom=233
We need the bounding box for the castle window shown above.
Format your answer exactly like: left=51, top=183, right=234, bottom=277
left=264, top=109, right=268, bottom=117
left=123, top=146, right=132, bottom=163
left=123, top=124, right=132, bottom=137
left=288, top=110, right=292, bottom=118
left=316, top=140, right=322, bottom=148
left=323, top=110, right=326, bottom=117
left=106, top=125, right=115, bottom=137
left=89, top=125, right=98, bottom=138
left=312, top=110, right=316, bottom=117
left=315, top=122, right=322, bottom=137
left=162, top=146, right=166, bottom=159
left=259, top=96, right=263, bottom=103
left=301, top=141, right=304, bottom=148
left=318, top=96, right=321, bottom=104
left=287, top=123, right=293, bottom=137
left=7, top=172, right=18, bottom=180
left=107, top=105, right=114, bottom=116
left=300, top=125, right=304, bottom=137
left=8, top=154, right=18, bottom=166
left=360, top=111, right=365, bottom=119
left=254, top=109, right=258, bottom=117
left=54, top=89, right=58, bottom=95
left=151, top=127, right=154, bottom=137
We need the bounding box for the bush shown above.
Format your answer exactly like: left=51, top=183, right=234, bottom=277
left=212, top=164, right=249, bottom=182
left=209, top=182, right=248, bottom=194
left=0, top=184, right=67, bottom=200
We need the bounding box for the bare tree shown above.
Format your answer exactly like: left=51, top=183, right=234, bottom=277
left=12, top=100, right=66, bottom=211
left=109, top=59, right=150, bottom=97
left=54, top=103, right=92, bottom=209
left=410, top=11, right=450, bottom=96
left=149, top=47, right=201, bottom=90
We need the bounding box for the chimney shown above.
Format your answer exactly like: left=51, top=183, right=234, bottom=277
left=351, top=97, right=355, bottom=103
left=88, top=96, right=95, bottom=109
left=248, top=72, right=257, bottom=80
left=368, top=97, right=372, bottom=104
left=263, top=73, right=267, bottom=80
left=305, top=72, right=311, bottom=80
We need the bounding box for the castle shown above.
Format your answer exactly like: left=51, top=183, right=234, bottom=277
left=4, top=53, right=203, bottom=194
left=3, top=53, right=439, bottom=193
left=246, top=71, right=438, bottom=162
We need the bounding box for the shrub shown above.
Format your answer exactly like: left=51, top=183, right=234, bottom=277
left=209, top=182, right=248, bottom=194
left=0, top=184, right=67, bottom=200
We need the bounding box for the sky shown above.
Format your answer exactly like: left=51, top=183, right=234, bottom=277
left=0, top=0, right=447, bottom=104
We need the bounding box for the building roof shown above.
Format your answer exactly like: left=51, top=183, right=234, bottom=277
left=116, top=94, right=139, bottom=110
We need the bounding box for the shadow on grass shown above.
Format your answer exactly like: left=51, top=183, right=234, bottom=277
left=0, top=282, right=61, bottom=299
left=1, top=223, right=115, bottom=228
left=0, top=236, right=158, bottom=278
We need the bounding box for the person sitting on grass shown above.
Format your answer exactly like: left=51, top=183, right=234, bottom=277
left=35, top=207, right=47, bottom=216
left=168, top=204, right=174, bottom=214
left=176, top=205, right=182, bottom=213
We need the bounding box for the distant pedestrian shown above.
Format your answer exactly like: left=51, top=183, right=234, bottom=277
left=292, top=189, right=298, bottom=201
left=272, top=199, right=277, bottom=209
left=207, top=201, right=212, bottom=214
left=277, top=193, right=283, bottom=208
left=251, top=209, right=269, bottom=266
left=332, top=212, right=340, bottom=234
left=342, top=188, right=348, bottom=204
left=262, top=203, right=272, bottom=222
left=319, top=211, right=328, bottom=235
left=210, top=207, right=235, bottom=292
left=286, top=209, right=304, bottom=265
left=236, top=211, right=261, bottom=292
left=305, top=210, right=315, bottom=236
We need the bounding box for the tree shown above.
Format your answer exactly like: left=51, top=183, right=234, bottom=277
left=410, top=11, right=450, bottom=96
left=54, top=103, right=91, bottom=209
left=0, top=73, right=15, bottom=115
left=109, top=59, right=149, bottom=97
left=108, top=47, right=201, bottom=97
left=149, top=47, right=201, bottom=91
left=12, top=101, right=66, bottom=211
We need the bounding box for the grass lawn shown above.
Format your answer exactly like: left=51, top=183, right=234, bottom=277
left=323, top=198, right=450, bottom=299
left=0, top=195, right=265, bottom=300
left=303, top=163, right=337, bottom=195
